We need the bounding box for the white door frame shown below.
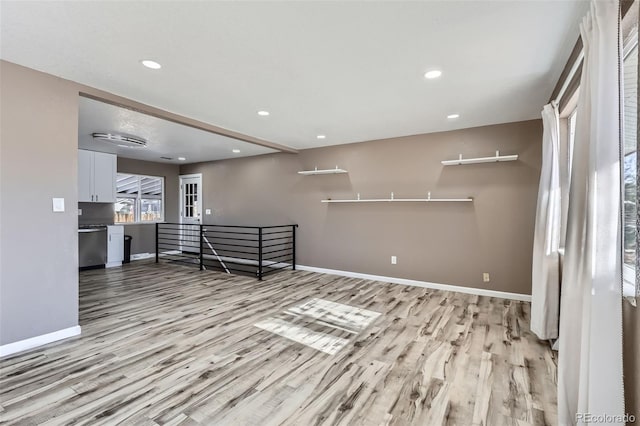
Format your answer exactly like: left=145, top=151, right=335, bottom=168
left=179, top=173, right=203, bottom=253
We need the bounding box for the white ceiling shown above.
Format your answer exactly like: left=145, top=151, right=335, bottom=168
left=78, top=97, right=276, bottom=164
left=2, top=1, right=588, bottom=150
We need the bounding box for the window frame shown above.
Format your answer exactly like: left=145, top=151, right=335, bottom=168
left=622, top=26, right=639, bottom=303
left=115, top=173, right=165, bottom=225
left=567, top=108, right=577, bottom=177
left=558, top=96, right=578, bottom=251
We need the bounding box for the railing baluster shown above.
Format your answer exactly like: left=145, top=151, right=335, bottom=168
left=258, top=227, right=263, bottom=281
left=155, top=222, right=159, bottom=264
left=292, top=224, right=296, bottom=270
left=199, top=224, right=204, bottom=271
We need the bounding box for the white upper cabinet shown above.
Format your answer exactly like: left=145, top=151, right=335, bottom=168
left=78, top=150, right=117, bottom=203
left=78, top=149, right=94, bottom=202
left=92, top=151, right=116, bottom=202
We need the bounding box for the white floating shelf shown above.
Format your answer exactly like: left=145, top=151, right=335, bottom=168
left=298, top=166, right=348, bottom=175
left=322, top=192, right=472, bottom=203
left=322, top=198, right=473, bottom=203
left=441, top=150, right=518, bottom=166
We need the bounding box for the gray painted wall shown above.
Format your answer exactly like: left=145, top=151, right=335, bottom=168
left=181, top=120, right=542, bottom=296
left=117, top=157, right=180, bottom=255
left=2, top=61, right=637, bottom=415
left=0, top=61, right=79, bottom=345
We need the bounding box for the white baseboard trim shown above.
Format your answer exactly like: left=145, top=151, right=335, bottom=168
left=296, top=265, right=532, bottom=302
left=0, top=325, right=81, bottom=358
left=131, top=253, right=155, bottom=261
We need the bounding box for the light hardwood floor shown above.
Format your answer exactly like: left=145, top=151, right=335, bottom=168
left=0, top=262, right=558, bottom=425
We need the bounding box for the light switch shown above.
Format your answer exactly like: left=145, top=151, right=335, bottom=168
left=205, top=209, right=212, bottom=215
left=52, top=198, right=65, bottom=212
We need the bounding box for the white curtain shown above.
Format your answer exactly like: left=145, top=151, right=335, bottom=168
left=558, top=1, right=625, bottom=425
left=531, top=104, right=562, bottom=340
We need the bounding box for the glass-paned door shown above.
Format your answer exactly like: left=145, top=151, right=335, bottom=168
left=179, top=174, right=202, bottom=254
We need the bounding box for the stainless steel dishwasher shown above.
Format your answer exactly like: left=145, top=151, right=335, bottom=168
left=78, top=226, right=107, bottom=268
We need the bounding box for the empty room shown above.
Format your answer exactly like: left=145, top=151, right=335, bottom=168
left=0, top=0, right=638, bottom=425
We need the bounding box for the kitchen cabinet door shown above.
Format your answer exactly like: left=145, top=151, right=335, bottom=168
left=107, top=225, right=124, bottom=267
left=78, top=150, right=94, bottom=202
left=93, top=151, right=117, bottom=203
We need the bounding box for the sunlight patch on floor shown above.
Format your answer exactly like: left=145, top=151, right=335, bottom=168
left=254, top=298, right=381, bottom=354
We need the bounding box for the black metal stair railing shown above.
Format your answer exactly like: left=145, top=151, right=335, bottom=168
left=155, top=223, right=297, bottom=280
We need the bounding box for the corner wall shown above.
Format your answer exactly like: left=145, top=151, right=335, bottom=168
left=624, top=303, right=640, bottom=420
left=0, top=61, right=79, bottom=345
left=181, top=119, right=542, bottom=295
left=117, top=157, right=180, bottom=255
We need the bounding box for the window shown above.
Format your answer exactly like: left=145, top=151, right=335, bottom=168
left=567, top=108, right=577, bottom=177
left=115, top=173, right=164, bottom=224
left=622, top=28, right=638, bottom=299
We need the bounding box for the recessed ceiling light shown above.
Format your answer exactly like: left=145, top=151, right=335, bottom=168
left=178, top=157, right=186, bottom=161
left=257, top=110, right=270, bottom=116
left=232, top=149, right=241, bottom=153
left=141, top=59, right=162, bottom=70
left=317, top=135, right=326, bottom=139
left=424, top=70, right=442, bottom=79
left=447, top=114, right=460, bottom=119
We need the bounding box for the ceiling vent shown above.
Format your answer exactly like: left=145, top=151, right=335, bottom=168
left=92, top=133, right=147, bottom=148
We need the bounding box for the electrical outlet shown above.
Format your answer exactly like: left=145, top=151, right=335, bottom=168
left=483, top=272, right=490, bottom=282
left=391, top=256, right=397, bottom=265
left=205, top=209, right=212, bottom=215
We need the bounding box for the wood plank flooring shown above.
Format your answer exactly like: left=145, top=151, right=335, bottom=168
left=0, top=262, right=558, bottom=425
